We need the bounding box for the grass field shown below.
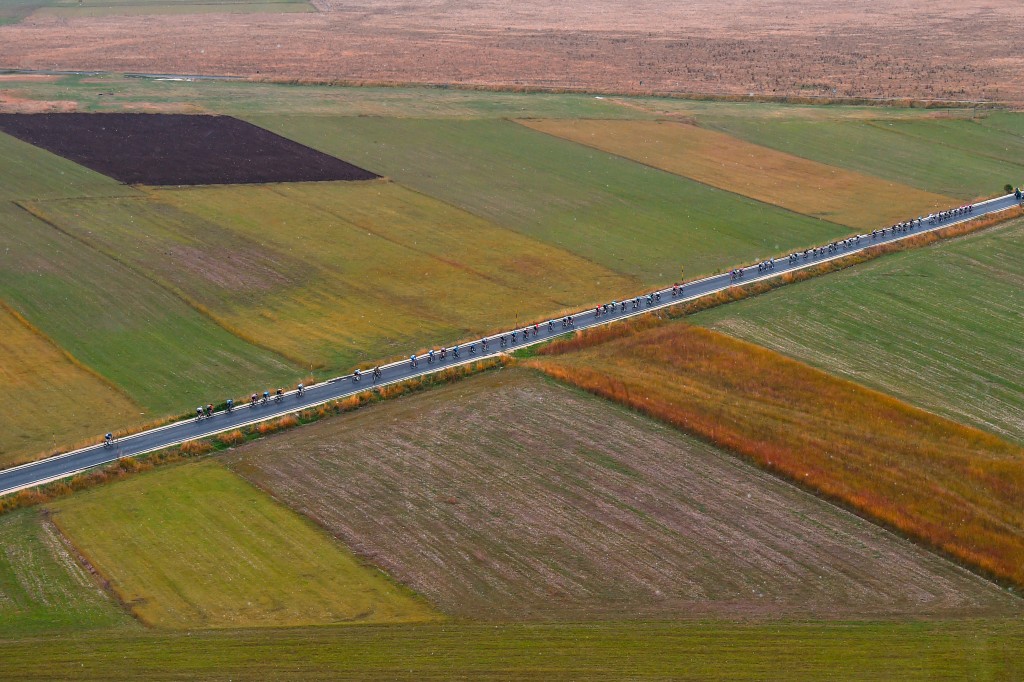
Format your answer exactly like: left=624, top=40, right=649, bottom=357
left=0, top=0, right=311, bottom=24
left=699, top=115, right=1024, bottom=200
left=520, top=119, right=953, bottom=229
left=0, top=509, right=136, bottom=636
left=0, top=202, right=301, bottom=419
left=48, top=460, right=438, bottom=629
left=1, top=620, right=1023, bottom=680
left=693, top=217, right=1024, bottom=443
left=527, top=321, right=1024, bottom=588
left=26, top=181, right=635, bottom=370
left=0, top=131, right=137, bottom=200
left=229, top=369, right=1015, bottom=621
left=0, top=302, right=140, bottom=468
left=250, top=116, right=850, bottom=283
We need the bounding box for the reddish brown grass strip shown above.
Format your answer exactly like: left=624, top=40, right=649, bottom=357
left=527, top=322, right=1024, bottom=587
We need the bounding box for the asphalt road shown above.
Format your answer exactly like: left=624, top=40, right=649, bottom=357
left=1, top=194, right=1020, bottom=496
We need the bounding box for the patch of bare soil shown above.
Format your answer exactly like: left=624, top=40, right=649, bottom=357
left=0, top=0, right=1020, bottom=102
left=227, top=369, right=1020, bottom=621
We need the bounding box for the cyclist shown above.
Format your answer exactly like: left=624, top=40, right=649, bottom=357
left=274, top=389, right=283, bottom=403
left=196, top=406, right=204, bottom=421
left=262, top=391, right=269, bottom=405
left=428, top=349, right=435, bottom=363
left=547, top=320, right=553, bottom=331
left=469, top=343, right=476, bottom=354
left=511, top=330, right=517, bottom=343
left=251, top=393, right=258, bottom=406
left=410, top=354, right=418, bottom=368
left=482, top=338, right=489, bottom=351
left=297, top=383, right=304, bottom=397
left=226, top=398, right=233, bottom=412
left=104, top=432, right=113, bottom=447
left=354, top=368, right=361, bottom=382
left=453, top=344, right=460, bottom=358
left=205, top=404, right=213, bottom=417
left=373, top=366, right=382, bottom=380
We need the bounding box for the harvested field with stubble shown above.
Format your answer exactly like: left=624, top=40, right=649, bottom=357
left=228, top=369, right=1019, bottom=622
left=527, top=321, right=1024, bottom=589
left=520, top=118, right=953, bottom=229
left=0, top=113, right=378, bottom=185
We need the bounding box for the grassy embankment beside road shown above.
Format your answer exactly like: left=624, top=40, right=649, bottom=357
left=693, top=216, right=1024, bottom=443
left=526, top=320, right=1024, bottom=588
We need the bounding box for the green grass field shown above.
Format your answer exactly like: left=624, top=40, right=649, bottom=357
left=0, top=202, right=300, bottom=418
left=0, top=131, right=137, bottom=201
left=699, top=115, right=1024, bottom=200
left=1, top=620, right=1022, bottom=680
left=48, top=460, right=439, bottom=628
left=250, top=116, right=850, bottom=283
left=26, top=182, right=634, bottom=370
left=693, top=217, right=1024, bottom=443
left=0, top=509, right=136, bottom=636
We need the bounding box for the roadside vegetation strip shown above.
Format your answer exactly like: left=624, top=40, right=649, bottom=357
left=526, top=321, right=1024, bottom=589
left=0, top=302, right=140, bottom=469
left=694, top=216, right=1024, bottom=443
left=518, top=118, right=953, bottom=230
left=0, top=202, right=302, bottom=421
left=228, top=368, right=1017, bottom=621
left=0, top=359, right=503, bottom=516
left=3, top=620, right=1024, bottom=680
left=248, top=116, right=848, bottom=283
left=48, top=460, right=439, bottom=629
left=0, top=509, right=137, bottom=636
left=698, top=116, right=1024, bottom=200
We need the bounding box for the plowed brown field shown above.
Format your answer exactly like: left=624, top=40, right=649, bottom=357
left=227, top=369, right=1019, bottom=621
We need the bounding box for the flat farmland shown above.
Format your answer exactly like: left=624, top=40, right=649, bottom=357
left=49, top=461, right=438, bottom=629
left=0, top=202, right=300, bottom=419
left=228, top=369, right=1016, bottom=621
left=527, top=322, right=1024, bottom=588
left=700, top=116, right=1024, bottom=200
left=0, top=130, right=137, bottom=201
left=252, top=116, right=847, bottom=283
left=877, top=118, right=1024, bottom=166
left=521, top=119, right=953, bottom=230
left=0, top=303, right=140, bottom=468
left=0, top=509, right=137, bottom=636
left=693, top=217, right=1024, bottom=443
left=26, top=181, right=634, bottom=371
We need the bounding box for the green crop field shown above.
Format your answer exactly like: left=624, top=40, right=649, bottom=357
left=699, top=115, right=1024, bottom=200
left=0, top=202, right=300, bottom=419
left=26, top=182, right=634, bottom=371
left=0, top=131, right=137, bottom=201
left=48, top=460, right=438, bottom=629
left=250, top=116, right=850, bottom=283
left=1, top=620, right=1023, bottom=680
left=0, top=509, right=136, bottom=636
left=693, top=217, right=1024, bottom=443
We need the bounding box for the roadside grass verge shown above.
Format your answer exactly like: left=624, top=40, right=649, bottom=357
left=0, top=359, right=503, bottom=515
left=525, top=320, right=1024, bottom=589
left=699, top=115, right=1024, bottom=200
left=0, top=202, right=303, bottom=418
left=2, top=620, right=1024, bottom=680
left=227, top=368, right=1016, bottom=621
left=519, top=118, right=953, bottom=230
left=0, top=301, right=140, bottom=469
left=693, top=215, right=1024, bottom=443
left=47, top=459, right=439, bottom=628
left=247, top=116, right=849, bottom=283
left=0, top=509, right=137, bottom=636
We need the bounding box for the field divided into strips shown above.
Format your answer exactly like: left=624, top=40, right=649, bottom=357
left=0, top=303, right=140, bottom=468
left=0, top=131, right=138, bottom=200
left=699, top=115, right=1024, bottom=200
left=49, top=460, right=439, bottom=629
left=0, top=510, right=137, bottom=636
left=520, top=119, right=953, bottom=230
left=25, top=182, right=634, bottom=371
left=229, top=369, right=1017, bottom=622
left=0, top=202, right=301, bottom=419
left=694, top=217, right=1024, bottom=444
left=527, top=322, right=1024, bottom=587
left=249, top=116, right=848, bottom=284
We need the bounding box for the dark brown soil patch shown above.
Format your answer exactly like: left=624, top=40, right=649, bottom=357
left=0, top=113, right=378, bottom=185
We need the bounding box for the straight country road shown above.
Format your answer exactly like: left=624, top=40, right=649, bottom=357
left=1, top=193, right=1020, bottom=497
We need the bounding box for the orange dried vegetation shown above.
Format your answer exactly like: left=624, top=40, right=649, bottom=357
left=528, top=321, right=1024, bottom=586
